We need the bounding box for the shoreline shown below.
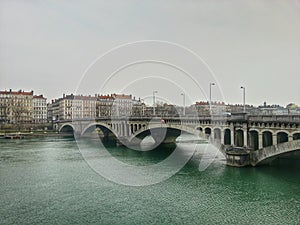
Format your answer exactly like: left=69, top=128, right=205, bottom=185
left=0, top=131, right=74, bottom=138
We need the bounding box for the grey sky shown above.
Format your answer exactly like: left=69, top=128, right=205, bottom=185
left=0, top=0, right=299, bottom=106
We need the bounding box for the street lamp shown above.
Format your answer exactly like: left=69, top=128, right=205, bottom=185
left=153, top=91, right=158, bottom=116
left=240, top=86, right=246, bottom=112
left=209, top=82, right=215, bottom=106
left=181, top=93, right=185, bottom=116
left=140, top=98, right=145, bottom=116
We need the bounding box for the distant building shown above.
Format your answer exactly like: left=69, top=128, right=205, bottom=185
left=33, top=95, right=47, bottom=123
left=157, top=103, right=178, bottom=117
left=226, top=104, right=258, bottom=115
left=286, top=103, right=300, bottom=114
left=0, top=89, right=34, bottom=124
left=47, top=102, right=54, bottom=122
left=193, top=101, right=210, bottom=116
left=193, top=101, right=226, bottom=116
left=111, top=94, right=135, bottom=117
left=258, top=102, right=288, bottom=115
left=97, top=95, right=115, bottom=117
left=192, top=101, right=259, bottom=116
left=49, top=94, right=97, bottom=121
left=131, top=100, right=146, bottom=117
left=97, top=93, right=137, bottom=117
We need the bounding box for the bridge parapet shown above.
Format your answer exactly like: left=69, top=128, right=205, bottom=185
left=248, top=115, right=300, bottom=124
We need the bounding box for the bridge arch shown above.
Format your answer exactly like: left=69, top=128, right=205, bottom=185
left=213, top=128, right=221, bottom=140
left=224, top=128, right=231, bottom=145
left=59, top=123, right=75, bottom=133
left=235, top=129, right=244, bottom=147
left=196, top=127, right=203, bottom=132
left=276, top=131, right=289, bottom=144
left=129, top=123, right=202, bottom=144
left=262, top=131, right=273, bottom=147
left=293, top=132, right=300, bottom=140
left=249, top=128, right=260, bottom=133
left=81, top=122, right=119, bottom=139
left=204, top=127, right=211, bottom=137
left=254, top=140, right=300, bottom=166
left=249, top=130, right=259, bottom=150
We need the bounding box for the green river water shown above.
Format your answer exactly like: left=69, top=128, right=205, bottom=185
left=0, top=136, right=299, bottom=225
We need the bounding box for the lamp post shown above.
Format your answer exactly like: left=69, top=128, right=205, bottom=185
left=181, top=93, right=185, bottom=116
left=209, top=82, right=215, bottom=107
left=140, top=98, right=145, bottom=116
left=240, top=86, right=246, bottom=112
left=153, top=91, right=158, bottom=116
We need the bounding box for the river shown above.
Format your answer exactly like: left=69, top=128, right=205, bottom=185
left=0, top=136, right=299, bottom=224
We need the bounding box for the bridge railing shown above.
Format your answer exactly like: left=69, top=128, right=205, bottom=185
left=55, top=114, right=300, bottom=125
left=248, top=115, right=300, bottom=123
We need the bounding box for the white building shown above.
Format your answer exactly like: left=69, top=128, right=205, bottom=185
left=50, top=94, right=97, bottom=121
left=33, top=95, right=47, bottom=123
left=111, top=94, right=134, bottom=117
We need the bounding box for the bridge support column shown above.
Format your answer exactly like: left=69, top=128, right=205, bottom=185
left=243, top=129, right=248, bottom=147
left=221, top=129, right=224, bottom=145
left=125, top=122, right=129, bottom=136
left=128, top=124, right=131, bottom=135
left=273, top=134, right=277, bottom=145
left=288, top=135, right=293, bottom=142
left=123, top=123, right=126, bottom=137
left=231, top=129, right=234, bottom=146
left=258, top=133, right=263, bottom=149
left=120, top=124, right=122, bottom=136
left=121, top=123, right=124, bottom=137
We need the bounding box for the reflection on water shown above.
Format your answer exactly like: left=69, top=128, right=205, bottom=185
left=0, top=135, right=299, bottom=225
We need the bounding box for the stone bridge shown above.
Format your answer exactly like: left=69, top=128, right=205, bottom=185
left=54, top=114, right=300, bottom=166
left=56, top=117, right=204, bottom=146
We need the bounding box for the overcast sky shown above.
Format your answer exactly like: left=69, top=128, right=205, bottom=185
left=0, top=0, right=299, bottom=106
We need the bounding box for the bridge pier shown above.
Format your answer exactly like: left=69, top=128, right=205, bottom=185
left=258, top=133, right=263, bottom=149
left=273, top=134, right=277, bottom=145
left=221, top=129, right=224, bottom=144
left=230, top=127, right=234, bottom=146
left=243, top=129, right=248, bottom=147
left=225, top=147, right=251, bottom=167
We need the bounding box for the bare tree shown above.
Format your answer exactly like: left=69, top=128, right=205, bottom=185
left=11, top=98, right=30, bottom=131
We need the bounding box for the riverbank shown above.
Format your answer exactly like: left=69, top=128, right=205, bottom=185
left=0, top=131, right=74, bottom=138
